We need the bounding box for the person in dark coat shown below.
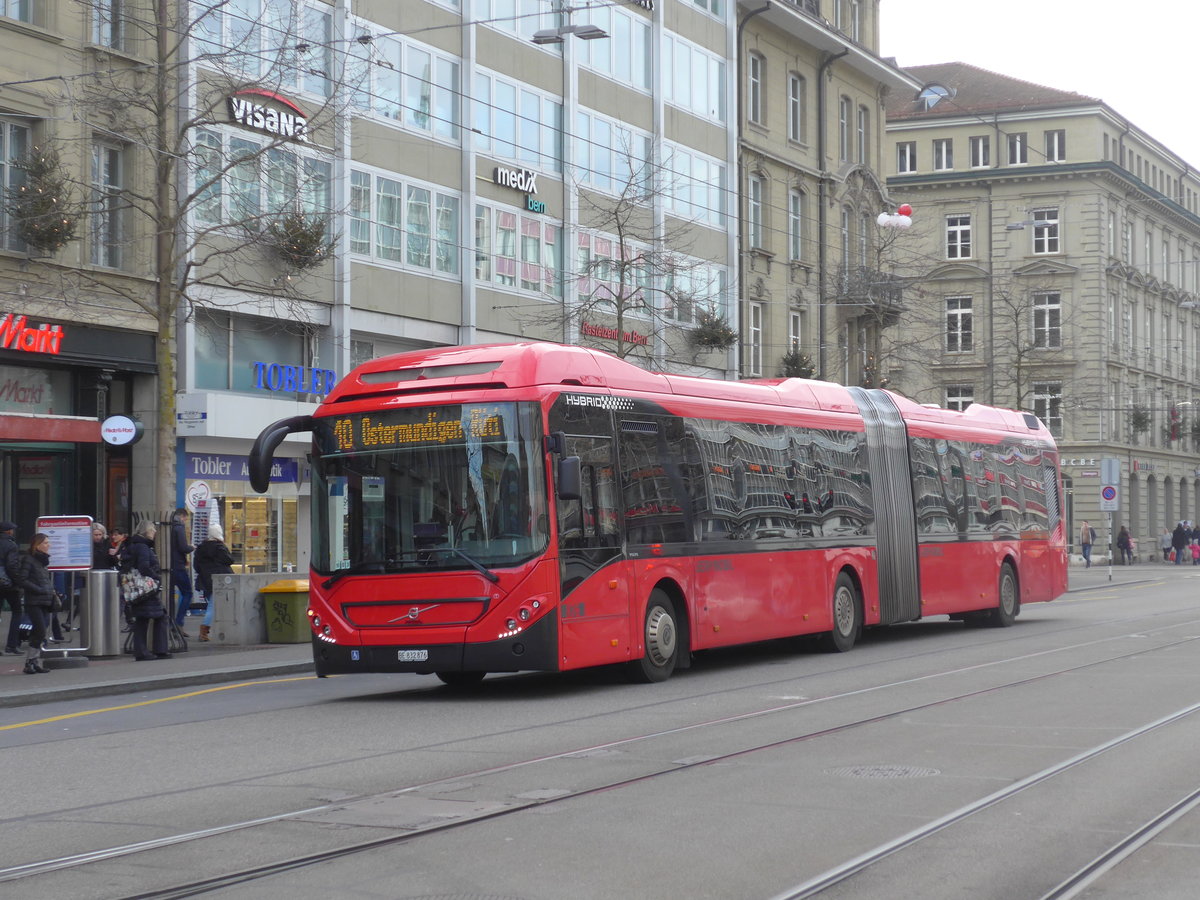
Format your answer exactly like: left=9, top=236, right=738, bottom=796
left=1172, top=522, right=1189, bottom=565
left=0, top=521, right=23, bottom=654
left=92, top=522, right=118, bottom=570
left=121, top=520, right=171, bottom=660
left=14, top=533, right=55, bottom=674
left=192, top=524, right=234, bottom=642
left=169, top=508, right=195, bottom=633
left=1117, top=525, right=1133, bottom=565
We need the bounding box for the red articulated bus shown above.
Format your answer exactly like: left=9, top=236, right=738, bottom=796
left=249, top=342, right=1068, bottom=685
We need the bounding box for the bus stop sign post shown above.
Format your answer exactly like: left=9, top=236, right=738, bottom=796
left=1100, top=458, right=1121, bottom=581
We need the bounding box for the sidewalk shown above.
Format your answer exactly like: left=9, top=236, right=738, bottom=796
left=1, top=561, right=1194, bottom=711
left=0, top=623, right=313, bottom=710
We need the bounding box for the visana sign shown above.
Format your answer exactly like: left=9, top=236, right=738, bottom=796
left=227, top=89, right=309, bottom=142
left=493, top=166, right=539, bottom=194
left=0, top=313, right=65, bottom=355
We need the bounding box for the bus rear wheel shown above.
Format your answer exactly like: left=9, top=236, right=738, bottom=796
left=819, top=573, right=861, bottom=653
left=626, top=590, right=679, bottom=683
left=988, top=564, right=1019, bottom=627
left=436, top=671, right=486, bottom=687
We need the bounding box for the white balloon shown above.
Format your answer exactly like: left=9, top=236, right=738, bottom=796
left=876, top=213, right=890, bottom=226
left=897, top=215, right=912, bottom=227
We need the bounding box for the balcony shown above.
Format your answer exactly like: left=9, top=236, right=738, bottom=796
left=830, top=266, right=906, bottom=325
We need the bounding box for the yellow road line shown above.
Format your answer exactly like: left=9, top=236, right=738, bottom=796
left=0, top=675, right=315, bottom=732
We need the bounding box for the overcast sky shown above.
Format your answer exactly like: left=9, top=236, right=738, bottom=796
left=880, top=0, right=1199, bottom=168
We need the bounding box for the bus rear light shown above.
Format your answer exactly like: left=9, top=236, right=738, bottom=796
left=312, top=616, right=322, bottom=629
left=506, top=618, right=517, bottom=631
left=518, top=606, right=532, bottom=621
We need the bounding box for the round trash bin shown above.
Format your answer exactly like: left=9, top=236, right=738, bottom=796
left=261, top=579, right=311, bottom=643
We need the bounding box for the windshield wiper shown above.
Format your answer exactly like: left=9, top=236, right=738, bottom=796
left=322, top=559, right=389, bottom=589
left=396, top=547, right=500, bottom=583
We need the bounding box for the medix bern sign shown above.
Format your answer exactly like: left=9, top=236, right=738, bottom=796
left=0, top=313, right=65, bottom=355
left=227, top=89, right=309, bottom=142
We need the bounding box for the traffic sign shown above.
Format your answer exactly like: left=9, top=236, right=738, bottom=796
left=1100, top=483, right=1119, bottom=511
left=1099, top=457, right=1120, bottom=511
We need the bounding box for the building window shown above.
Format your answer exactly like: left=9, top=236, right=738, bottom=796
left=665, top=142, right=726, bottom=228
left=576, top=110, right=651, bottom=195
left=349, top=169, right=460, bottom=276
left=1032, top=382, right=1063, bottom=435
left=897, top=141, right=916, bottom=173
left=576, top=3, right=651, bottom=90
left=969, top=135, right=990, bottom=168
left=946, top=296, right=973, bottom=353
left=196, top=0, right=333, bottom=97
left=348, top=32, right=460, bottom=139
left=848, top=0, right=861, bottom=40
left=475, top=71, right=562, bottom=173
left=747, top=301, right=763, bottom=377
left=787, top=74, right=805, bottom=143
left=478, top=204, right=562, bottom=296
left=1045, top=129, right=1066, bottom=161
left=1007, top=132, right=1027, bottom=165
left=1107, top=210, right=1117, bottom=257
left=838, top=96, right=851, bottom=162
left=748, top=175, right=764, bottom=249
left=90, top=142, right=123, bottom=269
left=195, top=310, right=318, bottom=395
left=789, top=310, right=802, bottom=350
left=0, top=119, right=30, bottom=252
left=194, top=128, right=331, bottom=226
left=788, top=189, right=804, bottom=261
left=747, top=53, right=764, bottom=125
left=1032, top=291, right=1062, bottom=348
left=840, top=206, right=851, bottom=270
left=664, top=33, right=727, bottom=122
left=856, top=105, right=869, bottom=163
left=946, top=214, right=971, bottom=259
left=1, top=0, right=32, bottom=22
left=933, top=138, right=952, bottom=171
left=93, top=0, right=123, bottom=48
left=945, top=385, right=974, bottom=411
left=1032, top=207, right=1059, bottom=254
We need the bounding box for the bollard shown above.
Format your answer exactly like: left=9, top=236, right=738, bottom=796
left=83, top=569, right=122, bottom=657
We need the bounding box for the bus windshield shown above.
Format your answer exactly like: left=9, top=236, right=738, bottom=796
left=311, top=402, right=548, bottom=577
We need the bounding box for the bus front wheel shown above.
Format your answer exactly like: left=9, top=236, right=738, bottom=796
left=626, top=590, right=679, bottom=683
left=819, top=573, right=862, bottom=653
left=988, top=564, right=1019, bottom=627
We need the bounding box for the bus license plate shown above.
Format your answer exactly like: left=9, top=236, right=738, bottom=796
left=398, top=649, right=429, bottom=662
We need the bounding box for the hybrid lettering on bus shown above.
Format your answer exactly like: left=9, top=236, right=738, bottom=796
left=249, top=342, right=1068, bottom=685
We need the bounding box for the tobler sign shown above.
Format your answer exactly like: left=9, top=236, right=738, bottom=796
left=227, top=89, right=309, bottom=142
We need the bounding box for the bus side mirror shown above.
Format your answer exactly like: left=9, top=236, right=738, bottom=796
left=557, top=456, right=582, bottom=501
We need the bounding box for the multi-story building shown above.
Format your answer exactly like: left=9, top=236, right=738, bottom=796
left=0, top=3, right=159, bottom=538
left=885, top=62, right=1200, bottom=555
left=736, top=0, right=918, bottom=383
left=171, top=1, right=739, bottom=571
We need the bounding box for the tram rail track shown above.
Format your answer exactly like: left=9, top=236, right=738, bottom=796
left=7, top=613, right=1200, bottom=897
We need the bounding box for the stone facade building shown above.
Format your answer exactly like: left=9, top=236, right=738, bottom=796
left=886, top=62, right=1200, bottom=556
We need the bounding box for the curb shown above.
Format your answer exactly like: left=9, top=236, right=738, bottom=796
left=0, top=660, right=314, bottom=710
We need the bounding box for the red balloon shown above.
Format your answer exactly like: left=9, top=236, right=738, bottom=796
left=897, top=203, right=913, bottom=217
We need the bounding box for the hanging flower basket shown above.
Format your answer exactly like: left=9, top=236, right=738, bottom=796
left=7, top=148, right=79, bottom=254
left=267, top=212, right=329, bottom=271
left=687, top=311, right=738, bottom=351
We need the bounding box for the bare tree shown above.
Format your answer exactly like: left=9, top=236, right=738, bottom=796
left=26, top=0, right=355, bottom=512
left=519, top=141, right=734, bottom=367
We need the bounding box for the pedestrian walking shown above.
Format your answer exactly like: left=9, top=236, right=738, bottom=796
left=0, top=521, right=22, bottom=655
left=14, top=533, right=56, bottom=674
left=1159, top=527, right=1172, bottom=561
left=1173, top=522, right=1189, bottom=565
left=1118, top=525, right=1134, bottom=565
left=192, top=524, right=234, bottom=643
left=169, top=509, right=195, bottom=635
left=122, top=520, right=170, bottom=661
left=1079, top=520, right=1095, bottom=568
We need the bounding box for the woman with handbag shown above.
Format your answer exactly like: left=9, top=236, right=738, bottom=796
left=121, top=520, right=171, bottom=661
left=14, top=533, right=56, bottom=674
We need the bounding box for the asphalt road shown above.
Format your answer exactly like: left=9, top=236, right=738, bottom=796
left=5, top=567, right=1200, bottom=899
